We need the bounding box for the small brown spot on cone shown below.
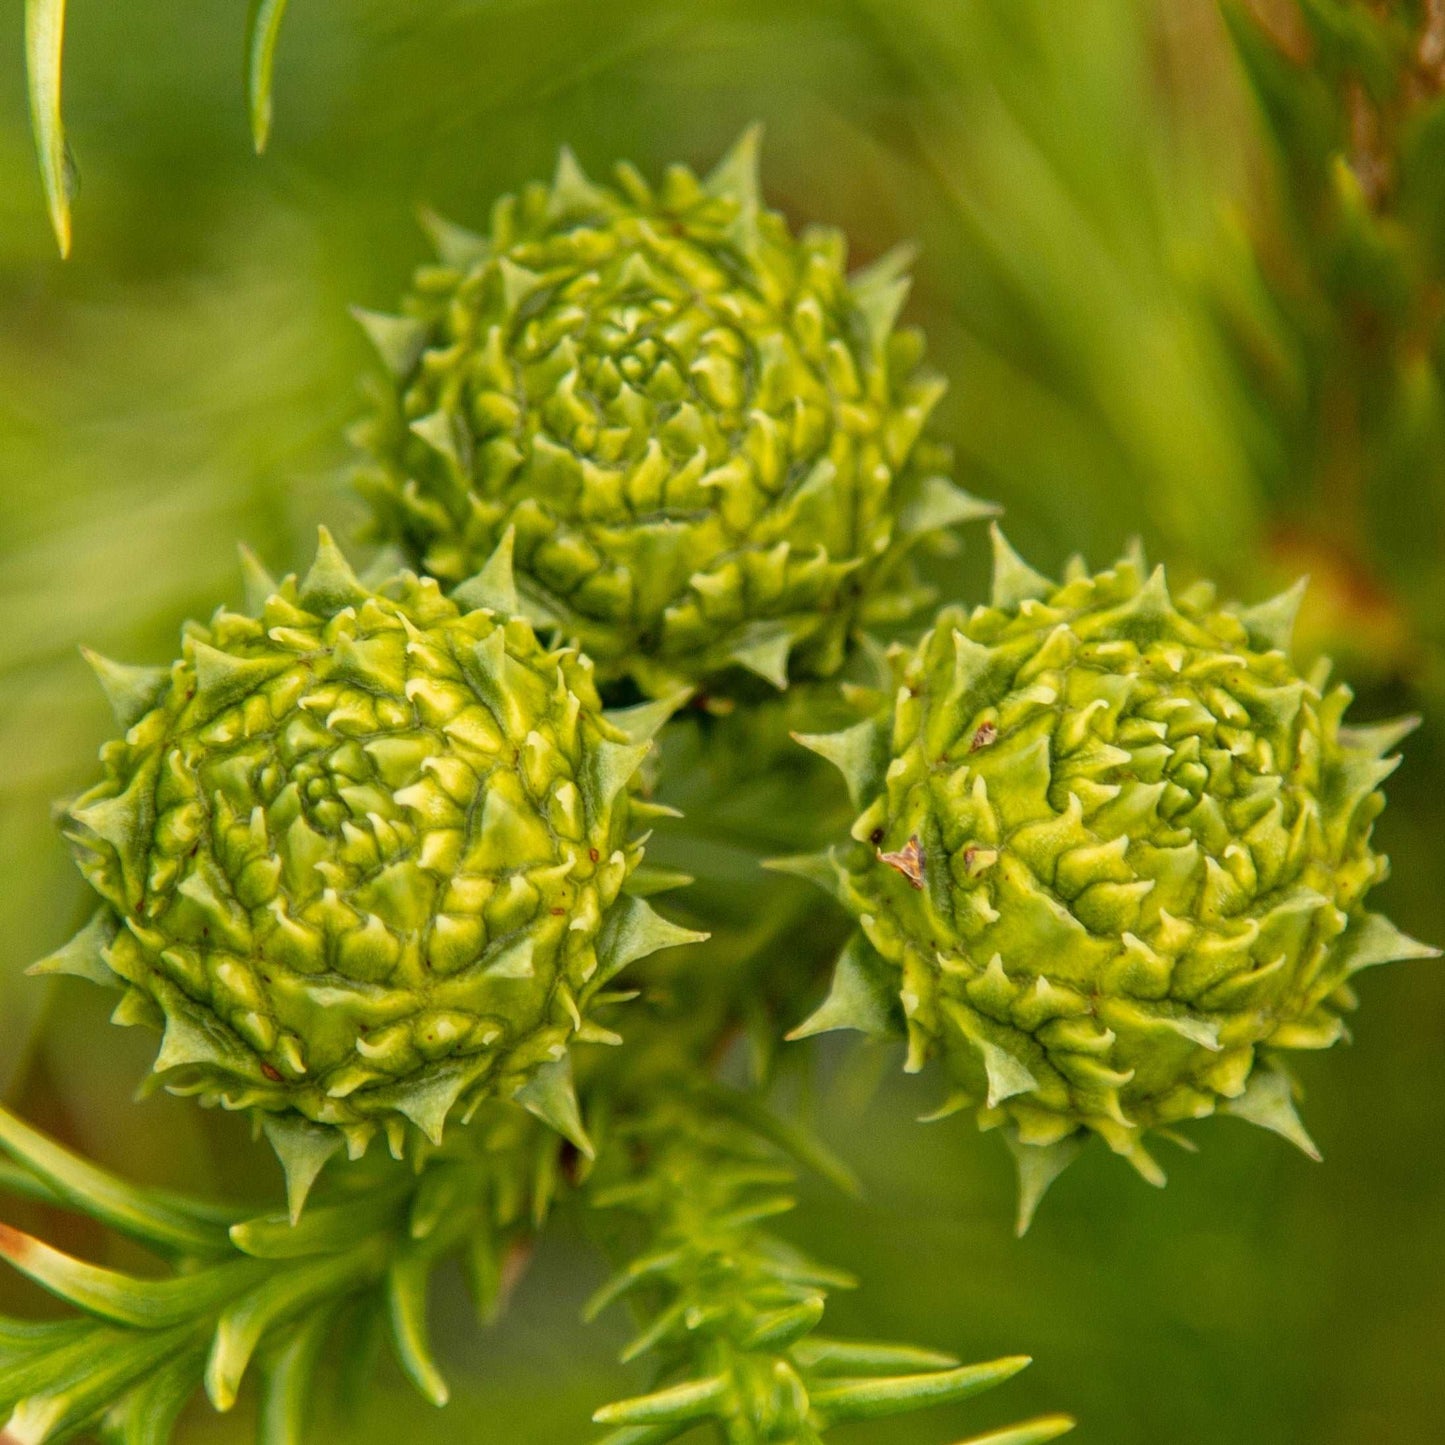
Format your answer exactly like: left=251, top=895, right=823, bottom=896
left=880, top=835, right=925, bottom=889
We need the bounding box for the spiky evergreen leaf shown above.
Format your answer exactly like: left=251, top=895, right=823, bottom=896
left=0, top=1103, right=551, bottom=1444
left=245, top=0, right=292, bottom=154
left=583, top=1087, right=1063, bottom=1443
left=24, top=0, right=68, bottom=257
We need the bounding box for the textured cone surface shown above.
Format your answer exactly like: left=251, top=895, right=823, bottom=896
left=825, top=550, right=1425, bottom=1173
left=59, top=536, right=653, bottom=1158
left=356, top=134, right=981, bottom=696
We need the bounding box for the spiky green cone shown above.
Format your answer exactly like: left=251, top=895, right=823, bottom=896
left=352, top=128, right=994, bottom=698
left=43, top=530, right=702, bottom=1193
left=795, top=527, right=1437, bottom=1221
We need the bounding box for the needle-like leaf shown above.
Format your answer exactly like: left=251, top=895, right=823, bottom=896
left=245, top=0, right=293, bottom=154
left=0, top=1105, right=236, bottom=1257
left=24, top=0, right=70, bottom=256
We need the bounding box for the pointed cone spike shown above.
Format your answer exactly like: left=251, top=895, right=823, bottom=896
left=468, top=624, right=508, bottom=680
left=418, top=207, right=489, bottom=269
left=299, top=528, right=370, bottom=614
left=791, top=720, right=887, bottom=810
left=112, top=986, right=162, bottom=1029
left=453, top=526, right=519, bottom=616
left=851, top=245, right=915, bottom=351
left=1238, top=576, right=1308, bottom=653
left=704, top=123, right=764, bottom=211
left=237, top=543, right=279, bottom=615
left=1121, top=536, right=1147, bottom=573
left=384, top=1117, right=407, bottom=1160
left=493, top=258, right=541, bottom=317
left=409, top=410, right=464, bottom=470
left=188, top=641, right=289, bottom=716
left=388, top=1070, right=470, bottom=1146
left=1331, top=753, right=1401, bottom=823
left=727, top=622, right=792, bottom=689
left=583, top=735, right=653, bottom=818
left=604, top=688, right=693, bottom=745
left=549, top=146, right=611, bottom=218
left=1159, top=1014, right=1221, bottom=1051
left=1005, top=1131, right=1085, bottom=1236
left=786, top=934, right=900, bottom=1041
left=152, top=1005, right=237, bottom=1075
left=989, top=524, right=1054, bottom=609
left=1340, top=714, right=1421, bottom=759
left=359, top=544, right=408, bottom=590
left=950, top=628, right=995, bottom=697
left=262, top=1114, right=343, bottom=1223
left=80, top=649, right=169, bottom=730
left=980, top=1041, right=1038, bottom=1110
left=69, top=774, right=148, bottom=861
left=761, top=848, right=843, bottom=902
left=350, top=307, right=429, bottom=379
left=1131, top=564, right=1174, bottom=616
left=898, top=475, right=1000, bottom=538
left=1223, top=1063, right=1321, bottom=1161
left=850, top=243, right=918, bottom=351
left=622, top=864, right=694, bottom=898
left=595, top=895, right=707, bottom=984
left=515, top=1056, right=592, bottom=1157
left=624, top=797, right=684, bottom=820
left=28, top=909, right=119, bottom=986
left=1337, top=911, right=1440, bottom=974
left=850, top=239, right=917, bottom=295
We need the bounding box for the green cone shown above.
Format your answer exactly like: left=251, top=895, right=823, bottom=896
left=49, top=530, right=703, bottom=1185
left=797, top=527, right=1437, bottom=1212
left=353, top=128, right=993, bottom=697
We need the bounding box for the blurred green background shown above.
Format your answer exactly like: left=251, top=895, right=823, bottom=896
left=1, top=1, right=1442, bottom=1441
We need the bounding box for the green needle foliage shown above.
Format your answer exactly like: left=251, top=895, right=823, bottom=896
left=583, top=1087, right=1072, bottom=1445
left=1214, top=0, right=1445, bottom=689
left=0, top=1098, right=554, bottom=1443
left=0, top=1069, right=1065, bottom=1443
left=21, top=0, right=298, bottom=254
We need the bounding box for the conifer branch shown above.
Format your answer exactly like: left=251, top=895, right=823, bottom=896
left=582, top=1084, right=1069, bottom=1444
left=21, top=0, right=297, bottom=251
left=0, top=1102, right=552, bottom=1443
left=1218, top=0, right=1445, bottom=688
